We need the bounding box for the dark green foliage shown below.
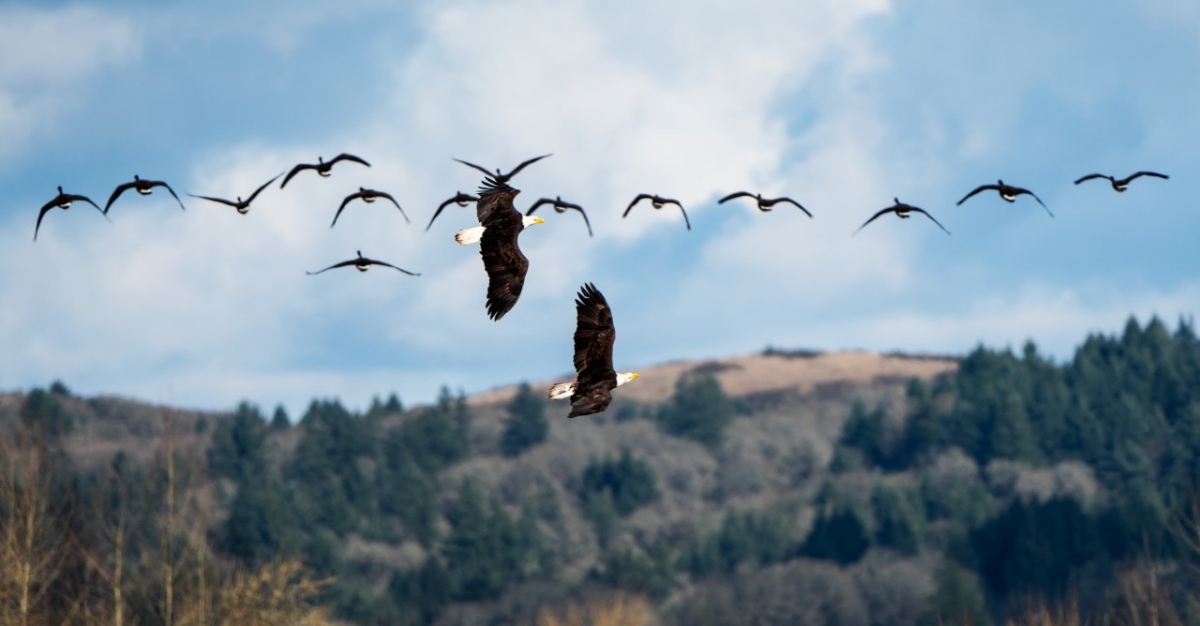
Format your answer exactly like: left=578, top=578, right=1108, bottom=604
left=594, top=544, right=676, bottom=601
left=48, top=380, right=71, bottom=396
left=837, top=400, right=899, bottom=469
left=193, top=415, right=208, bottom=433
left=386, top=387, right=470, bottom=475
left=378, top=446, right=438, bottom=545
left=579, top=449, right=660, bottom=517
left=658, top=372, right=734, bottom=447
left=919, top=472, right=993, bottom=528
left=971, top=496, right=1100, bottom=598
left=389, top=558, right=451, bottom=625
left=21, top=386, right=73, bottom=436
left=220, top=478, right=292, bottom=564
left=501, top=383, right=549, bottom=457
left=801, top=506, right=870, bottom=565
left=368, top=393, right=404, bottom=418
left=442, top=480, right=550, bottom=602
left=287, top=399, right=376, bottom=534
left=207, top=401, right=268, bottom=482
left=682, top=508, right=794, bottom=577
left=918, top=562, right=991, bottom=626
left=270, top=404, right=290, bottom=429
left=872, top=484, right=925, bottom=556
left=582, top=489, right=619, bottom=549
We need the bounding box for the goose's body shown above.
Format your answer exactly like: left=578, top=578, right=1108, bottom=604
left=35, top=186, right=106, bottom=241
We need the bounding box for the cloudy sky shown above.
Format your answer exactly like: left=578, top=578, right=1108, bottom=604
left=1, top=0, right=1198, bottom=414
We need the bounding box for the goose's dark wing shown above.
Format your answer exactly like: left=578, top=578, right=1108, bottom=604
left=373, top=190, right=410, bottom=223
left=280, top=162, right=315, bottom=188
left=718, top=191, right=755, bottom=204
left=331, top=191, right=365, bottom=227
left=479, top=210, right=529, bottom=321
left=1012, top=187, right=1053, bottom=217
left=453, top=158, right=495, bottom=179
left=623, top=194, right=653, bottom=217
left=306, top=259, right=358, bottom=275
left=910, top=207, right=951, bottom=235
left=104, top=181, right=137, bottom=213
left=1126, top=171, right=1169, bottom=183
left=427, top=193, right=478, bottom=231
left=775, top=197, right=813, bottom=217
left=852, top=207, right=899, bottom=236
left=67, top=194, right=103, bottom=214
left=189, top=194, right=240, bottom=208
left=1074, top=173, right=1111, bottom=185
left=569, top=282, right=618, bottom=417
left=362, top=257, right=420, bottom=276
left=655, top=198, right=690, bottom=230
left=956, top=184, right=1000, bottom=206
left=328, top=153, right=371, bottom=168
left=245, top=173, right=283, bottom=204
left=676, top=203, right=691, bottom=230
left=148, top=181, right=185, bottom=210
left=502, top=154, right=552, bottom=180
left=33, top=199, right=61, bottom=241
left=527, top=199, right=593, bottom=236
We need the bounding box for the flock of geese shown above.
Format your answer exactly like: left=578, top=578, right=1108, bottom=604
left=29, top=155, right=1170, bottom=416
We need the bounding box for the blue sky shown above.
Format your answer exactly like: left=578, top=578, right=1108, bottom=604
left=1, top=0, right=1198, bottom=414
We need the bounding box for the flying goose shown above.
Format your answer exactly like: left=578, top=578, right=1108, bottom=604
left=525, top=196, right=593, bottom=237
left=718, top=191, right=813, bottom=217
left=104, top=176, right=185, bottom=214
left=306, top=250, right=419, bottom=276
left=854, top=198, right=950, bottom=236
left=453, top=154, right=551, bottom=185
left=956, top=180, right=1052, bottom=217
left=1074, top=171, right=1168, bottom=192
left=188, top=173, right=281, bottom=215
left=331, top=187, right=410, bottom=227
left=279, top=153, right=370, bottom=188
left=34, top=186, right=106, bottom=241
left=623, top=194, right=690, bottom=230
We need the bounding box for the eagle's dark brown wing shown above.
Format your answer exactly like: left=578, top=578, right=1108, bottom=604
left=478, top=197, right=529, bottom=321
left=569, top=283, right=617, bottom=417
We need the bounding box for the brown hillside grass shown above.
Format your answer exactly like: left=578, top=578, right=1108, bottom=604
left=535, top=593, right=658, bottom=626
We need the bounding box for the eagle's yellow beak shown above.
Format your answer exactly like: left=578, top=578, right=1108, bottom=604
left=534, top=216, right=546, bottom=224
left=630, top=372, right=640, bottom=380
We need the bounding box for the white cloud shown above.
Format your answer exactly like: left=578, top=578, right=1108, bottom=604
left=0, top=5, right=139, bottom=160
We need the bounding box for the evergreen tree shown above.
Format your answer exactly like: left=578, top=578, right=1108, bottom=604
left=270, top=404, right=290, bottom=429
left=658, top=372, right=734, bottom=447
left=579, top=449, right=660, bottom=516
left=388, top=387, right=470, bottom=474
left=801, top=506, right=870, bottom=565
left=208, top=401, right=268, bottom=481
left=918, top=562, right=990, bottom=626
left=872, top=484, right=925, bottom=556
left=500, top=382, right=548, bottom=457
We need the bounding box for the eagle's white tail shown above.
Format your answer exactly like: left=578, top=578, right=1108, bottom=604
left=547, top=382, right=576, bottom=400
left=455, top=226, right=485, bottom=245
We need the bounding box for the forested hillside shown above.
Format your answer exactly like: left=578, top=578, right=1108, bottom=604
left=2, top=316, right=1200, bottom=625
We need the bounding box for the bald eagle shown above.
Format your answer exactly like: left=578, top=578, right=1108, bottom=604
left=460, top=178, right=544, bottom=320
left=548, top=283, right=639, bottom=417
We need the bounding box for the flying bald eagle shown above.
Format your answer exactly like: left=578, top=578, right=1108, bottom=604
left=548, top=283, right=639, bottom=417
left=459, top=178, right=545, bottom=320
